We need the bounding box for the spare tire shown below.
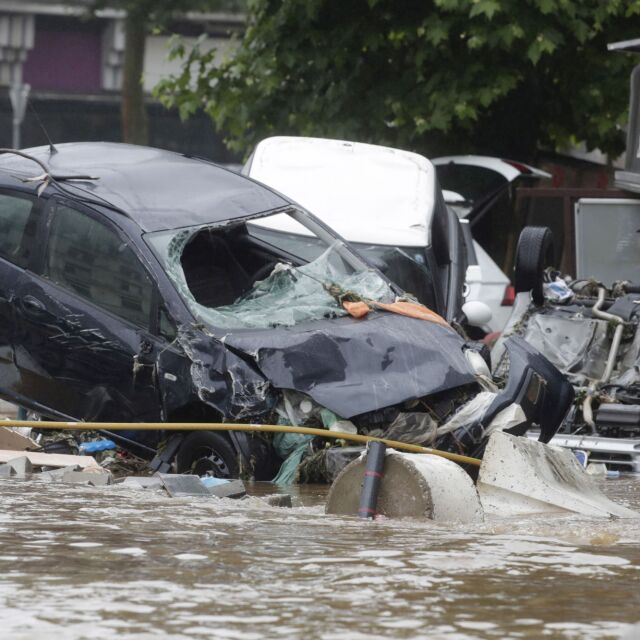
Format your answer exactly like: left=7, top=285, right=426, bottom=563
left=514, top=226, right=554, bottom=306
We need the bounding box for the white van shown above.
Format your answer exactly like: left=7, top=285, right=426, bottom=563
left=244, top=136, right=492, bottom=330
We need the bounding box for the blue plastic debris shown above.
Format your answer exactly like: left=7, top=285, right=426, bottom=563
left=200, top=476, right=231, bottom=488
left=79, top=439, right=117, bottom=454
left=573, top=449, right=588, bottom=468
left=200, top=476, right=246, bottom=498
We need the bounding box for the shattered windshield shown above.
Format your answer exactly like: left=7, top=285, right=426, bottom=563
left=249, top=226, right=438, bottom=310
left=145, top=207, right=394, bottom=330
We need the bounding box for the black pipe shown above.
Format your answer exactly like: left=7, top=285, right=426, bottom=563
left=358, top=441, right=387, bottom=519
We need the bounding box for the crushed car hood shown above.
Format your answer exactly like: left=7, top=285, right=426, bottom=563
left=215, top=313, right=476, bottom=419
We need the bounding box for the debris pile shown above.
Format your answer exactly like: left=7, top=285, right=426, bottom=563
left=0, top=425, right=294, bottom=507
left=0, top=422, right=636, bottom=522
left=493, top=278, right=640, bottom=472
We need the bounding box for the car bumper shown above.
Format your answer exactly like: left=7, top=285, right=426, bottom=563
left=527, top=431, right=640, bottom=473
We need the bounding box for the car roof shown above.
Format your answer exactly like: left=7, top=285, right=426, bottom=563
left=0, top=142, right=288, bottom=232
left=245, top=136, right=438, bottom=247
left=432, top=155, right=551, bottom=181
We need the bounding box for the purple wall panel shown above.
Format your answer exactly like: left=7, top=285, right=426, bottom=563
left=24, top=28, right=102, bottom=92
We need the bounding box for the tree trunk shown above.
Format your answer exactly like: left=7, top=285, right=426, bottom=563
left=121, top=10, right=148, bottom=145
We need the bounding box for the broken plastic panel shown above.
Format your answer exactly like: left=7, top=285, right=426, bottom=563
left=522, top=313, right=605, bottom=381
left=436, top=391, right=497, bottom=438
left=145, top=207, right=394, bottom=330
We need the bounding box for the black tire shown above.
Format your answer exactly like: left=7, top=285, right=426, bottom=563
left=175, top=431, right=240, bottom=478
left=514, top=226, right=554, bottom=306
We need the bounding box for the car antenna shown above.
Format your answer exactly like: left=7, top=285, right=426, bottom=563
left=28, top=100, right=57, bottom=155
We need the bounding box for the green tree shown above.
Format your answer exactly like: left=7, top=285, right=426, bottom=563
left=94, top=0, right=243, bottom=145
left=155, top=0, right=640, bottom=160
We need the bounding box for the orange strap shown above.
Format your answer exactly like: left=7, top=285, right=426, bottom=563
left=374, top=300, right=450, bottom=327
left=342, top=300, right=370, bottom=318
left=342, top=298, right=449, bottom=327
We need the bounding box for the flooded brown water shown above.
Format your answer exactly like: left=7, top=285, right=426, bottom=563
left=1, top=477, right=639, bottom=639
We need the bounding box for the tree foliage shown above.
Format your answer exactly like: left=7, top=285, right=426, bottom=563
left=155, top=0, right=640, bottom=160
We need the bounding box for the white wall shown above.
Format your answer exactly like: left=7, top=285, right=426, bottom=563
left=143, top=34, right=237, bottom=93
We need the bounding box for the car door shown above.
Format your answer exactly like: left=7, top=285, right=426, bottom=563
left=0, top=189, right=44, bottom=403
left=12, top=197, right=164, bottom=421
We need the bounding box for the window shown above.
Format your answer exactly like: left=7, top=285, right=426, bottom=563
left=0, top=193, right=38, bottom=268
left=353, top=243, right=438, bottom=311
left=145, top=207, right=394, bottom=330
left=46, top=203, right=153, bottom=328
left=435, top=164, right=507, bottom=203
left=247, top=223, right=327, bottom=263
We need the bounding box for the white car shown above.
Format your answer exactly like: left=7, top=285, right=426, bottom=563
left=433, top=155, right=551, bottom=214
left=434, top=156, right=551, bottom=332
left=243, top=136, right=484, bottom=327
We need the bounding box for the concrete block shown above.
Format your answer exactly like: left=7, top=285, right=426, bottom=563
left=156, top=473, right=210, bottom=497
left=326, top=450, right=484, bottom=523
left=206, top=479, right=246, bottom=499
left=117, top=476, right=164, bottom=489
left=0, top=463, right=15, bottom=477
left=39, top=465, right=81, bottom=483
left=0, top=450, right=100, bottom=469
left=0, top=427, right=38, bottom=451
left=477, top=431, right=639, bottom=519
left=7, top=455, right=32, bottom=475
left=62, top=468, right=112, bottom=486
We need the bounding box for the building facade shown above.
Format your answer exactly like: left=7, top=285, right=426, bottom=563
left=0, top=0, right=243, bottom=160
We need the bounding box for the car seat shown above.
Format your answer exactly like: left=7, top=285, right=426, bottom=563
left=181, top=231, right=252, bottom=308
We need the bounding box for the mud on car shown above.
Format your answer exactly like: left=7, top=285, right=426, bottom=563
left=0, top=143, right=572, bottom=480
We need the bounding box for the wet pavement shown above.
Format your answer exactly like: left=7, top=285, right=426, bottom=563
left=0, top=477, right=639, bottom=639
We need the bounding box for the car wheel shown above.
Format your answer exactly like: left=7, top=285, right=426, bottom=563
left=175, top=431, right=240, bottom=478
left=514, top=226, right=554, bottom=306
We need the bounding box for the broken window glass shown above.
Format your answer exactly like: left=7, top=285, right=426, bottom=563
left=351, top=244, right=438, bottom=310
left=248, top=226, right=438, bottom=308
left=145, top=207, right=394, bottom=330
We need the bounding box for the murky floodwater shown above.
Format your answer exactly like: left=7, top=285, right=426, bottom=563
left=1, top=477, right=639, bottom=640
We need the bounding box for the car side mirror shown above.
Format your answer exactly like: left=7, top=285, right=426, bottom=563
left=462, top=300, right=492, bottom=328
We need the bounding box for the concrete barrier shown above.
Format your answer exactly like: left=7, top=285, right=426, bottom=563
left=326, top=450, right=483, bottom=523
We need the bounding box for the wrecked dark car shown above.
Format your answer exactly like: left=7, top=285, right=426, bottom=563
left=0, top=143, right=573, bottom=481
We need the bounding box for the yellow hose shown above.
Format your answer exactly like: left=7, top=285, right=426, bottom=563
left=0, top=419, right=481, bottom=467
